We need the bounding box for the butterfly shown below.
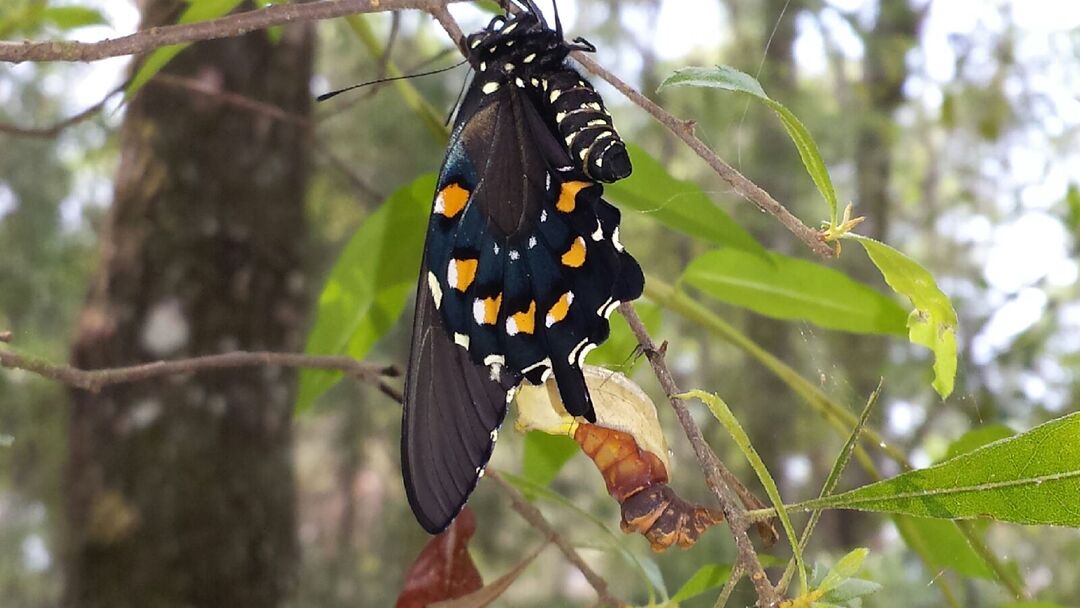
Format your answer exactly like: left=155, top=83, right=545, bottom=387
left=402, top=0, right=644, bottom=533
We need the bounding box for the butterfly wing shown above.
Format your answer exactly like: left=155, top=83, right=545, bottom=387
left=402, top=258, right=517, bottom=534
left=402, top=81, right=642, bottom=533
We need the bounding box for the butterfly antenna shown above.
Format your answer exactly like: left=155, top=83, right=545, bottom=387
left=317, top=58, right=468, bottom=102
left=551, top=0, right=563, bottom=37
left=445, top=67, right=473, bottom=126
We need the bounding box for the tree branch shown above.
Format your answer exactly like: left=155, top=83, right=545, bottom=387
left=0, top=0, right=472, bottom=63
left=486, top=471, right=625, bottom=608
left=618, top=303, right=782, bottom=607
left=571, top=53, right=835, bottom=259
left=0, top=84, right=124, bottom=137
left=0, top=345, right=402, bottom=402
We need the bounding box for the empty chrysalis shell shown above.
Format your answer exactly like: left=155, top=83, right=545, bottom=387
left=514, top=365, right=671, bottom=471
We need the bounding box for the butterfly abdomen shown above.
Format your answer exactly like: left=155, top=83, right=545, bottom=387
left=544, top=70, right=631, bottom=183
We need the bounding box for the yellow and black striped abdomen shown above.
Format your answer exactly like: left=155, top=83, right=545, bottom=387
left=545, top=70, right=631, bottom=183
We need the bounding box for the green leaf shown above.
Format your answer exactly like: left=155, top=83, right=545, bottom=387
left=794, top=412, right=1080, bottom=526
left=668, top=563, right=731, bottom=604
left=586, top=301, right=661, bottom=369
left=817, top=548, right=867, bottom=594
left=847, top=235, right=958, bottom=398
left=605, top=144, right=766, bottom=256
left=683, top=249, right=908, bottom=335
left=944, top=424, right=1015, bottom=462
left=296, top=174, right=434, bottom=412
left=521, top=432, right=579, bottom=490
left=894, top=516, right=994, bottom=579
left=128, top=0, right=246, bottom=98
left=820, top=578, right=882, bottom=604
left=681, top=389, right=808, bottom=595
left=39, top=6, right=107, bottom=30
left=658, top=65, right=839, bottom=225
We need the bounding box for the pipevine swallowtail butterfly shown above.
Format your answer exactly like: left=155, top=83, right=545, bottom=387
left=403, top=0, right=644, bottom=533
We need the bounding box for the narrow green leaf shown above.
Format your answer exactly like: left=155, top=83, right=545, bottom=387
left=605, top=144, right=766, bottom=256
left=521, top=432, right=579, bottom=489
left=128, top=0, right=245, bottom=98
left=586, top=301, right=661, bottom=370
left=683, top=249, right=908, bottom=335
left=296, top=174, right=434, bottom=412
left=39, top=6, right=107, bottom=30
left=847, top=235, right=958, bottom=398
left=782, top=384, right=882, bottom=594
left=658, top=65, right=839, bottom=225
left=680, top=389, right=808, bottom=595
left=943, top=424, right=1015, bottom=462
left=668, top=563, right=731, bottom=604
left=794, top=412, right=1080, bottom=526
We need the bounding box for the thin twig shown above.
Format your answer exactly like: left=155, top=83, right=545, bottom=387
left=572, top=54, right=834, bottom=259
left=152, top=73, right=311, bottom=126
left=0, top=347, right=402, bottom=402
left=0, top=84, right=124, bottom=138
left=618, top=303, right=781, bottom=607
left=486, top=470, right=625, bottom=608
left=714, top=563, right=745, bottom=608
left=0, top=0, right=472, bottom=63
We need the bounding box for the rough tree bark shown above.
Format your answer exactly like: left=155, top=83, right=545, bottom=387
left=64, top=1, right=313, bottom=606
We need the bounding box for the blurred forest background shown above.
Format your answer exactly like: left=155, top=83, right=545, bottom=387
left=1, top=0, right=1078, bottom=606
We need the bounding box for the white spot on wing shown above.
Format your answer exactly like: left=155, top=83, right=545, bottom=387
left=508, top=249, right=520, bottom=261
left=549, top=89, right=562, bottom=103
left=433, top=190, right=445, bottom=214
left=482, top=81, right=500, bottom=94
left=506, top=317, right=519, bottom=336
left=591, top=221, right=604, bottom=241
left=454, top=333, right=471, bottom=349
left=428, top=272, right=443, bottom=308
left=568, top=338, right=590, bottom=364
left=447, top=259, right=458, bottom=287
left=576, top=343, right=597, bottom=366
left=528, top=236, right=537, bottom=249
left=484, top=354, right=505, bottom=367
left=540, top=209, right=548, bottom=222
left=473, top=299, right=486, bottom=325
left=524, top=53, right=536, bottom=63
left=612, top=227, right=624, bottom=251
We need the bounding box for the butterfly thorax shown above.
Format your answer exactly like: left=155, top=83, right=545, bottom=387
left=464, top=14, right=569, bottom=79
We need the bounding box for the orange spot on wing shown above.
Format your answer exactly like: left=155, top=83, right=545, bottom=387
left=450, top=258, right=478, bottom=292
left=480, top=294, right=502, bottom=325
left=437, top=183, right=470, bottom=218
left=561, top=237, right=587, bottom=267
left=545, top=292, right=573, bottom=327
left=556, top=181, right=590, bottom=213
left=510, top=300, right=537, bottom=335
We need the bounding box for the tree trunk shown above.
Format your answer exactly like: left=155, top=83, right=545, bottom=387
left=64, top=2, right=313, bottom=606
